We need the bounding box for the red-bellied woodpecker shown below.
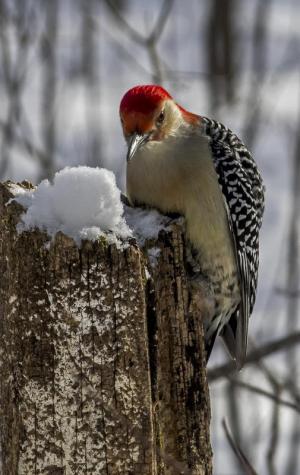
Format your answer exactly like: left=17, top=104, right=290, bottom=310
left=119, top=84, right=265, bottom=368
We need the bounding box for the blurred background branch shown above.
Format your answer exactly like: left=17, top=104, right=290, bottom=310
left=104, top=0, right=174, bottom=83
left=0, top=0, right=35, bottom=178
left=208, top=332, right=300, bottom=381
left=40, top=0, right=58, bottom=180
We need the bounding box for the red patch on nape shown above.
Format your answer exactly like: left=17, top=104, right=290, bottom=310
left=120, top=85, right=172, bottom=115
left=177, top=104, right=200, bottom=125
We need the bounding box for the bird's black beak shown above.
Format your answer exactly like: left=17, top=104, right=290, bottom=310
left=127, top=132, right=150, bottom=162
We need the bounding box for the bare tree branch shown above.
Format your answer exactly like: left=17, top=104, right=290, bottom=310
left=206, top=0, right=237, bottom=114
left=252, top=354, right=283, bottom=475
left=93, top=18, right=152, bottom=78
left=266, top=385, right=281, bottom=475
left=208, top=332, right=300, bottom=382
left=282, top=377, right=300, bottom=406
left=80, top=0, right=102, bottom=168
left=40, top=0, right=58, bottom=180
left=0, top=119, right=49, bottom=165
left=226, top=381, right=243, bottom=474
left=104, top=0, right=144, bottom=45
left=243, top=0, right=272, bottom=149
left=148, top=0, right=173, bottom=44
left=275, top=287, right=300, bottom=298
left=103, top=0, right=174, bottom=83
left=0, top=0, right=36, bottom=178
left=229, top=378, right=300, bottom=414
left=104, top=0, right=173, bottom=45
left=222, top=419, right=258, bottom=475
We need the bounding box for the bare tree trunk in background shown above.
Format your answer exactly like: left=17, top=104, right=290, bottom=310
left=0, top=0, right=32, bottom=179
left=40, top=0, right=58, bottom=180
left=81, top=0, right=102, bottom=168
left=206, top=0, right=236, bottom=115
left=243, top=0, right=271, bottom=150
left=0, top=181, right=212, bottom=475
left=226, top=382, right=243, bottom=474
left=284, top=75, right=300, bottom=475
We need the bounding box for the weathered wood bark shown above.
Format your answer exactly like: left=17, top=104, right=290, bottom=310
left=0, top=182, right=212, bottom=475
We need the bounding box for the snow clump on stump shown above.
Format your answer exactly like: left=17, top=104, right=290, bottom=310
left=13, top=166, right=131, bottom=244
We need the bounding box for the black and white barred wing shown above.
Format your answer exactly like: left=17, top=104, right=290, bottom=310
left=203, top=117, right=265, bottom=364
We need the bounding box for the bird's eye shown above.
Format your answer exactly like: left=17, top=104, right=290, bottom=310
left=156, top=110, right=165, bottom=126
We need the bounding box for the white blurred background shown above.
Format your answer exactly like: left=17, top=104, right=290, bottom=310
left=0, top=0, right=299, bottom=473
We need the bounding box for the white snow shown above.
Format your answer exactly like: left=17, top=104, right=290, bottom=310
left=12, top=166, right=170, bottom=246
left=147, top=247, right=161, bottom=267
left=124, top=205, right=171, bottom=245
left=13, top=166, right=131, bottom=244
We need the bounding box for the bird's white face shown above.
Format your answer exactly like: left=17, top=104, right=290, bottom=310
left=120, top=99, right=183, bottom=161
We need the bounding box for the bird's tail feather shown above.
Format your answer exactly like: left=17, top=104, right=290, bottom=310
left=221, top=313, right=246, bottom=370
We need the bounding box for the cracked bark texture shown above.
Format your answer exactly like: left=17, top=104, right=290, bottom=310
left=0, top=181, right=212, bottom=475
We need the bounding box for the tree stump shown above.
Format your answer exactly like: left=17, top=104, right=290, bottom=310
left=0, top=181, right=212, bottom=475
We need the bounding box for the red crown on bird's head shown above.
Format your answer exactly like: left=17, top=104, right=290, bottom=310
left=120, top=85, right=172, bottom=115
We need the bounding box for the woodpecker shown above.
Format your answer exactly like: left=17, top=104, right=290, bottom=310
left=119, top=85, right=265, bottom=367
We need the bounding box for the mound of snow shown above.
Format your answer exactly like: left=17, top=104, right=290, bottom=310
left=124, top=205, right=171, bottom=245
left=14, top=166, right=131, bottom=244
